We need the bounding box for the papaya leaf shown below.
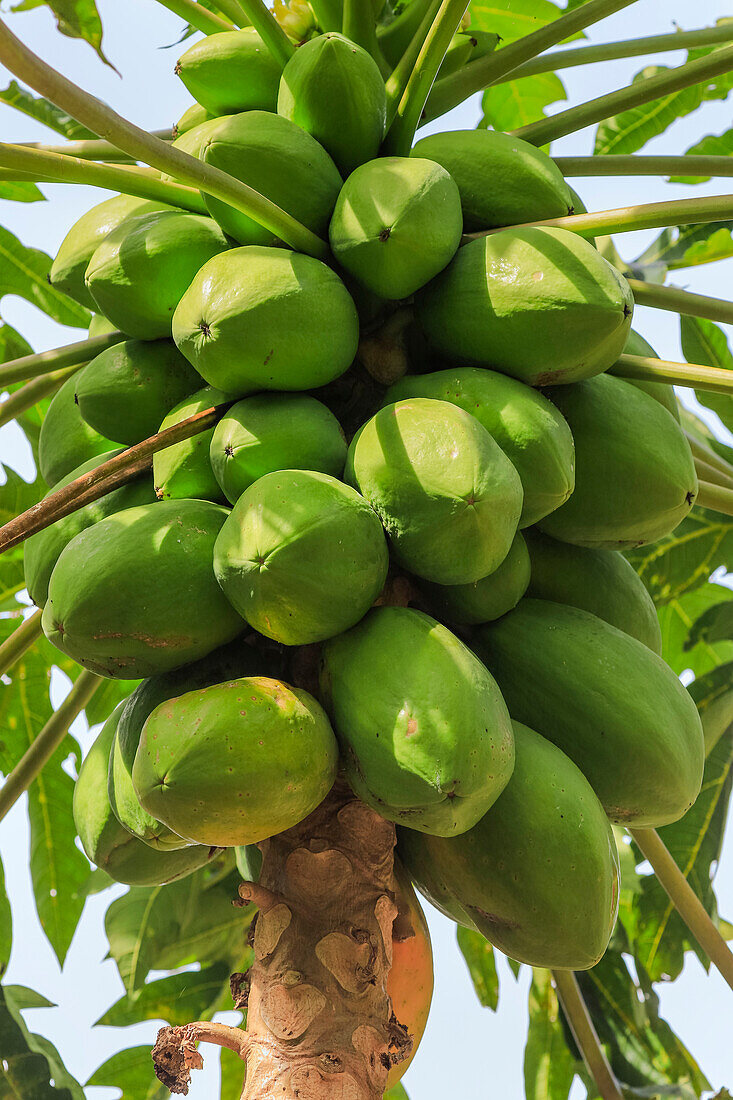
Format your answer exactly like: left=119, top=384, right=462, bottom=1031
left=384, top=1084, right=409, bottom=1100
left=0, top=855, right=11, bottom=977
left=658, top=584, right=733, bottom=677
left=627, top=511, right=733, bottom=606
left=480, top=72, right=566, bottom=133
left=4, top=985, right=55, bottom=1009
left=0, top=984, right=84, bottom=1099
left=0, top=224, right=90, bottom=329
left=0, top=316, right=31, bottom=363
left=631, top=223, right=733, bottom=273
left=10, top=0, right=114, bottom=69
left=83, top=676, right=139, bottom=729
left=0, top=181, right=45, bottom=203
left=679, top=405, right=733, bottom=468
left=0, top=621, right=52, bottom=777
left=96, top=960, right=235, bottom=1027
left=524, top=968, right=577, bottom=1100
left=468, top=0, right=565, bottom=44
left=456, top=926, right=499, bottom=1010
left=86, top=1045, right=169, bottom=1100
left=671, top=127, right=733, bottom=184
left=680, top=315, right=733, bottom=437
left=689, top=661, right=733, bottom=756
left=576, top=950, right=708, bottom=1094
left=685, top=598, right=733, bottom=650
left=0, top=81, right=95, bottom=140
left=220, top=1047, right=247, bottom=1100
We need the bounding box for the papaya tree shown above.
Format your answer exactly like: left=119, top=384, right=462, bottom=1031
left=1, top=1, right=733, bottom=1098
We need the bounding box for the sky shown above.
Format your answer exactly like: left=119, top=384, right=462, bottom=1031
left=1, top=1, right=733, bottom=1097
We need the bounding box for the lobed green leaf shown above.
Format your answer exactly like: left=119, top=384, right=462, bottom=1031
left=524, top=968, right=577, bottom=1100
left=456, top=926, right=499, bottom=1010
left=0, top=80, right=96, bottom=140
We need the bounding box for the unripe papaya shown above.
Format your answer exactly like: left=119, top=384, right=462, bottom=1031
left=524, top=529, right=662, bottom=653
left=38, top=373, right=114, bottom=486
left=172, top=246, right=359, bottom=395
left=73, top=707, right=213, bottom=885
left=88, top=313, right=120, bottom=337
left=85, top=208, right=230, bottom=340
left=474, top=600, right=704, bottom=826
left=153, top=386, right=230, bottom=503
left=162, top=116, right=225, bottom=181
left=538, top=374, right=697, bottom=548
left=175, top=29, right=281, bottom=115
left=621, top=328, right=680, bottom=422
left=174, top=101, right=218, bottom=136
left=387, top=863, right=433, bottom=1088
left=199, top=111, right=343, bottom=245
left=320, top=606, right=515, bottom=836
left=24, top=450, right=156, bottom=608
left=210, top=393, right=346, bottom=504
left=75, top=339, right=202, bottom=445
left=411, top=129, right=573, bottom=231
left=329, top=157, right=463, bottom=299
left=419, top=531, right=530, bottom=625
left=133, top=676, right=339, bottom=847
left=277, top=33, right=387, bottom=176
left=213, top=469, right=388, bottom=645
left=346, top=398, right=523, bottom=585
left=385, top=368, right=575, bottom=527
left=398, top=721, right=619, bottom=969
left=43, top=499, right=243, bottom=678
left=50, top=195, right=170, bottom=310
left=415, top=227, right=634, bottom=385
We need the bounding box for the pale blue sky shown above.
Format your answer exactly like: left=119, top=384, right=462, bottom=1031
left=1, top=1, right=732, bottom=1096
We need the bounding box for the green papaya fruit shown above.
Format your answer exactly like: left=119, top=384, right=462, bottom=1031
left=161, top=116, right=225, bottom=182
left=620, top=328, right=680, bottom=422
left=329, top=157, right=463, bottom=300
left=199, top=111, right=343, bottom=245
left=75, top=339, right=203, bottom=445
left=85, top=208, right=230, bottom=340
left=174, top=101, right=218, bottom=136
left=213, top=469, right=389, bottom=645
left=437, top=30, right=498, bottom=78
left=110, top=636, right=268, bottom=849
left=418, top=531, right=530, bottom=625
left=172, top=245, right=359, bottom=395
left=346, top=398, right=523, bottom=585
left=38, top=373, right=114, bottom=486
left=24, top=450, right=156, bottom=608
left=73, top=707, right=214, bottom=885
left=410, top=129, right=573, bottom=231
left=210, top=392, right=346, bottom=504
left=175, top=29, right=281, bottom=114
left=415, top=227, right=634, bottom=385
left=474, top=600, right=705, bottom=826
left=50, top=195, right=170, bottom=310
left=524, top=529, right=662, bottom=653
left=43, top=499, right=243, bottom=678
left=133, top=676, right=339, bottom=846
left=538, top=374, right=697, bottom=548
left=397, top=721, right=619, bottom=969
left=88, top=313, right=121, bottom=337
left=153, top=386, right=230, bottom=503
left=277, top=33, right=387, bottom=176
left=385, top=368, right=575, bottom=527
left=320, top=606, right=515, bottom=836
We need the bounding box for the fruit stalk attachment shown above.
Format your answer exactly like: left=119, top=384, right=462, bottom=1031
left=554, top=155, right=733, bottom=178
left=235, top=0, right=295, bottom=67
left=626, top=280, right=733, bottom=325
left=0, top=364, right=82, bottom=430
left=385, top=0, right=442, bottom=124
left=610, top=353, right=733, bottom=396
left=0, top=669, right=102, bottom=823
left=515, top=43, right=733, bottom=146
left=0, top=18, right=328, bottom=258
left=0, top=331, right=122, bottom=388
left=0, top=609, right=42, bottom=679
left=153, top=0, right=234, bottom=34
left=551, top=969, right=624, bottom=1100
left=629, top=827, right=733, bottom=993
left=0, top=400, right=234, bottom=554
left=695, top=481, right=733, bottom=518
left=422, top=0, right=641, bottom=124
left=152, top=781, right=409, bottom=1099
left=694, top=458, right=733, bottom=491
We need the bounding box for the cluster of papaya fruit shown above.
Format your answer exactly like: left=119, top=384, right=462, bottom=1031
left=28, top=17, right=706, bottom=1030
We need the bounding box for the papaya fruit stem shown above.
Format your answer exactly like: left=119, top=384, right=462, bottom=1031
left=551, top=969, right=624, bottom=1100
left=342, top=0, right=389, bottom=74
left=384, top=0, right=442, bottom=127
left=307, top=0, right=341, bottom=33
left=212, top=0, right=253, bottom=27
left=610, top=353, right=733, bottom=396
left=463, top=193, right=733, bottom=242
left=515, top=43, right=733, bottom=147
left=421, top=0, right=639, bottom=125
left=0, top=399, right=234, bottom=555
left=0, top=142, right=209, bottom=213
left=383, top=0, right=469, bottom=157
left=0, top=609, right=42, bottom=679
left=554, top=155, right=733, bottom=179
left=0, top=330, right=122, bottom=388
left=685, top=431, right=733, bottom=481
left=0, top=18, right=329, bottom=259
left=694, top=457, right=733, bottom=493
left=153, top=0, right=234, bottom=34
left=0, top=363, right=82, bottom=431
left=235, top=0, right=295, bottom=67
left=152, top=1021, right=248, bottom=1092
left=493, top=23, right=733, bottom=83
left=11, top=131, right=173, bottom=164
left=626, top=280, right=733, bottom=326
left=0, top=670, right=102, bottom=824
left=695, top=480, right=733, bottom=518
left=629, top=827, right=733, bottom=993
